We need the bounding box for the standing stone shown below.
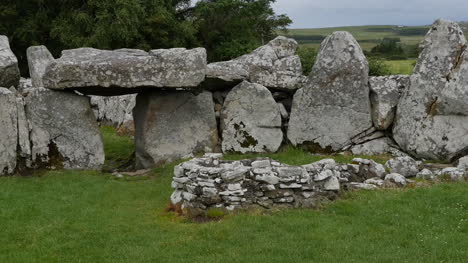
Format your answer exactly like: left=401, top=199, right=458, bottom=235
left=90, top=94, right=136, bottom=127
left=393, top=20, right=468, bottom=161
left=288, top=31, right=372, bottom=151
left=0, top=36, right=20, bottom=88
left=221, top=81, right=283, bottom=153
left=134, top=91, right=218, bottom=168
left=206, top=36, right=305, bottom=91
left=25, top=89, right=105, bottom=169
left=43, top=48, right=207, bottom=95
left=369, top=75, right=409, bottom=130
left=0, top=88, right=18, bottom=175
left=27, top=45, right=54, bottom=88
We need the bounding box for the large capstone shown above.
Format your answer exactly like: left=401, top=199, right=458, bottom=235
left=134, top=91, right=219, bottom=168
left=0, top=88, right=18, bottom=175
left=25, top=88, right=105, bottom=169
left=288, top=32, right=372, bottom=151
left=0, top=36, right=20, bottom=88
left=43, top=48, right=207, bottom=95
left=393, top=19, right=468, bottom=161
left=205, top=36, right=305, bottom=90
left=369, top=75, right=409, bottom=130
left=27, top=45, right=55, bottom=88
left=221, top=81, right=283, bottom=153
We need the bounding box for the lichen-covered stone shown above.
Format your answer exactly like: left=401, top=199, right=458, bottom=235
left=27, top=45, right=54, bottom=88
left=393, top=19, right=468, bottom=161
left=0, top=36, right=20, bottom=88
left=288, top=31, right=372, bottom=151
left=206, top=36, right=304, bottom=90
left=90, top=94, right=136, bottom=127
left=221, top=81, right=282, bottom=153
left=134, top=91, right=218, bottom=168
left=369, top=75, right=409, bottom=130
left=0, top=88, right=18, bottom=175
left=25, top=88, right=104, bottom=169
left=43, top=48, right=207, bottom=95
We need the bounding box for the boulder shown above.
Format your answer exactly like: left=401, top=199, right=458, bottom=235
left=288, top=31, right=372, bottom=151
left=134, top=91, right=218, bottom=168
left=25, top=88, right=105, bottom=169
left=369, top=75, right=410, bottom=130
left=0, top=88, right=18, bottom=175
left=43, top=48, right=207, bottom=95
left=27, top=45, right=55, bottom=88
left=0, top=36, right=20, bottom=88
left=221, top=81, right=282, bottom=153
left=393, top=20, right=468, bottom=161
left=351, top=137, right=397, bottom=156
left=205, top=36, right=305, bottom=90
left=90, top=94, right=136, bottom=127
left=457, top=156, right=468, bottom=170
left=385, top=156, right=420, bottom=178
left=384, top=173, right=407, bottom=187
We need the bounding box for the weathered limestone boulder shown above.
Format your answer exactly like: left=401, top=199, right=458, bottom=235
left=27, top=45, right=55, bottom=88
left=43, top=48, right=207, bottom=95
left=0, top=36, right=20, bottom=88
left=288, top=32, right=372, bottom=151
left=134, top=91, right=218, bottom=168
left=369, top=75, right=410, bottom=130
left=206, top=36, right=305, bottom=90
left=0, top=88, right=18, bottom=175
left=385, top=156, right=420, bottom=178
left=25, top=89, right=105, bottom=169
left=393, top=20, right=468, bottom=161
left=90, top=94, right=136, bottom=127
left=351, top=137, right=397, bottom=155
left=221, top=81, right=283, bottom=153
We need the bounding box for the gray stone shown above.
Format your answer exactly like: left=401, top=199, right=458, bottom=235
left=384, top=173, right=407, bottom=186
left=457, top=156, right=468, bottom=170
left=369, top=75, right=410, bottom=130
left=221, top=81, right=282, bottom=153
left=324, top=176, right=340, bottom=191
left=43, top=48, right=207, bottom=95
left=206, top=36, right=304, bottom=91
left=438, top=167, right=466, bottom=181
left=364, top=178, right=385, bottom=187
left=351, top=137, right=397, bottom=156
left=385, top=156, right=420, bottom=178
left=353, top=158, right=386, bottom=179
left=288, top=32, right=372, bottom=151
left=416, top=169, right=436, bottom=180
left=90, top=94, right=136, bottom=127
left=25, top=88, right=105, bottom=169
left=0, top=88, right=18, bottom=175
left=348, top=182, right=378, bottom=190
left=0, top=36, right=20, bottom=88
left=134, top=91, right=218, bottom=168
left=393, top=20, right=468, bottom=161
left=27, top=46, right=54, bottom=88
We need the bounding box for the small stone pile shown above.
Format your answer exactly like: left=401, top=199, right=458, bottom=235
left=171, top=153, right=467, bottom=214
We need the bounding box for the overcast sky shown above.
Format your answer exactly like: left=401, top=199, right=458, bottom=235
left=272, top=0, right=468, bottom=28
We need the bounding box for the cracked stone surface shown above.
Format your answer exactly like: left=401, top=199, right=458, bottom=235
left=0, top=88, right=18, bottom=175
left=221, top=81, right=283, bottom=153
left=0, top=36, right=20, bottom=88
left=42, top=48, right=207, bottom=95
left=393, top=19, right=468, bottom=161
left=288, top=31, right=372, bottom=151
left=27, top=45, right=55, bottom=88
left=133, top=91, right=219, bottom=168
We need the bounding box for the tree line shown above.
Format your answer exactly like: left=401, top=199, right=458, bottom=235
left=0, top=0, right=291, bottom=75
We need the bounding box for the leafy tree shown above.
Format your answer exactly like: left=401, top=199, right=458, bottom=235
left=193, top=0, right=292, bottom=62
left=297, top=46, right=317, bottom=76
left=368, top=58, right=391, bottom=76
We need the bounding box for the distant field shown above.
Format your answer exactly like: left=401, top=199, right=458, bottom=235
left=283, top=24, right=468, bottom=51
left=384, top=59, right=416, bottom=75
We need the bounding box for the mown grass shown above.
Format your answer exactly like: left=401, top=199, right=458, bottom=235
left=0, top=127, right=467, bottom=262
left=384, top=59, right=416, bottom=75
left=101, top=126, right=135, bottom=170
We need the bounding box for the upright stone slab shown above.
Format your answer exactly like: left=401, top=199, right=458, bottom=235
left=288, top=32, right=372, bottom=151
left=43, top=48, right=207, bottom=95
left=25, top=89, right=105, bottom=169
left=369, top=75, right=409, bottom=130
left=0, top=88, right=18, bottom=175
left=0, top=36, right=20, bottom=88
left=206, top=36, right=305, bottom=90
left=221, top=81, right=283, bottom=153
left=393, top=19, right=468, bottom=161
left=134, top=91, right=218, bottom=168
left=27, top=45, right=54, bottom=88
left=90, top=94, right=136, bottom=127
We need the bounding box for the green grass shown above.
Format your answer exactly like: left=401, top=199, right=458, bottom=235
left=384, top=59, right=416, bottom=75
left=0, top=128, right=467, bottom=262
left=101, top=126, right=135, bottom=170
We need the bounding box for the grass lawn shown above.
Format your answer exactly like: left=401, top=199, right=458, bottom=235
left=384, top=59, right=416, bottom=75
left=0, top=128, right=467, bottom=262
